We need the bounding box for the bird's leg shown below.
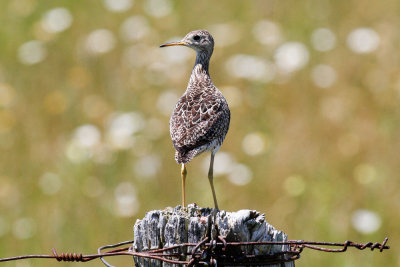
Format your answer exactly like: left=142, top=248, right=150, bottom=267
left=181, top=163, right=187, bottom=207
left=208, top=153, right=219, bottom=210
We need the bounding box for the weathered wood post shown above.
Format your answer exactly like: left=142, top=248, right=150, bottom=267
left=133, top=204, right=295, bottom=266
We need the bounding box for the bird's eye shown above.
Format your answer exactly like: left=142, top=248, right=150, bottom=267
left=193, top=35, right=200, bottom=41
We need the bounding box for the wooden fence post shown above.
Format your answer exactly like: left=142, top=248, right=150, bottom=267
left=133, top=204, right=294, bottom=266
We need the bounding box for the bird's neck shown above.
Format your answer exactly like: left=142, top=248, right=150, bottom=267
left=194, top=51, right=210, bottom=73
left=188, top=51, right=212, bottom=88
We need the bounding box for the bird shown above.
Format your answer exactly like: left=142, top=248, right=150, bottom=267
left=160, top=30, right=230, bottom=210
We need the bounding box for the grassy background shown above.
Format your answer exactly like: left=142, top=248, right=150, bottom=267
left=0, top=0, right=398, bottom=266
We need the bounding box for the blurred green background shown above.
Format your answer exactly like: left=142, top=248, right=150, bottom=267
left=0, top=0, right=398, bottom=266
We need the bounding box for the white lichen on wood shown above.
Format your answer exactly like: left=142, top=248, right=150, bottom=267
left=133, top=204, right=294, bottom=266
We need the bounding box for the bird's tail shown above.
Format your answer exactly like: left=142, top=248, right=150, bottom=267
left=175, top=150, right=198, bottom=164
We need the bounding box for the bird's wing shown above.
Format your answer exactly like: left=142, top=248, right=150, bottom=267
left=170, top=91, right=230, bottom=153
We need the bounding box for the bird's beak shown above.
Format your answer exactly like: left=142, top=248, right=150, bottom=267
left=160, top=41, right=186, bottom=48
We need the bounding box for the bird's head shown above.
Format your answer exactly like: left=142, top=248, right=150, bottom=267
left=160, top=30, right=214, bottom=55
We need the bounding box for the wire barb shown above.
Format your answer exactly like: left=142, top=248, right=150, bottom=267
left=52, top=248, right=86, bottom=262
left=291, top=237, right=390, bottom=253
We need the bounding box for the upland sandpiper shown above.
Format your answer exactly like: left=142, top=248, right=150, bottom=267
left=160, top=30, right=230, bottom=210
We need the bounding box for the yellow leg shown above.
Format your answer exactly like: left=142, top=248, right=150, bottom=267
left=181, top=163, right=187, bottom=207
left=208, top=153, right=219, bottom=210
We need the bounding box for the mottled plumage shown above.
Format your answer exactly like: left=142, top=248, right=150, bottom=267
left=171, top=68, right=230, bottom=163
left=160, top=30, right=230, bottom=209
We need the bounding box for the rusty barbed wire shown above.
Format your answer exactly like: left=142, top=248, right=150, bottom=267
left=0, top=237, right=389, bottom=266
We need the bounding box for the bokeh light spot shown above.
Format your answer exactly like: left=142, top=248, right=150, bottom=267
left=18, top=40, right=47, bottom=65
left=242, top=132, right=268, bottom=156
left=106, top=112, right=145, bottom=150
left=114, top=182, right=139, bottom=217
left=226, top=54, right=276, bottom=82
left=311, top=64, right=337, bottom=88
left=347, top=28, right=380, bottom=54
left=74, top=124, right=101, bottom=148
left=134, top=154, right=161, bottom=179
left=144, top=0, right=172, bottom=18
left=13, top=218, right=36, bottom=239
left=120, top=16, right=149, bottom=43
left=274, top=42, right=309, bottom=73
left=283, top=175, right=306, bottom=197
left=203, top=152, right=235, bottom=176
left=253, top=20, right=282, bottom=47
left=41, top=7, right=73, bottom=34
left=122, top=44, right=150, bottom=69
left=85, top=29, right=116, bottom=55
left=65, top=140, right=92, bottom=163
left=351, top=209, right=381, bottom=234
left=38, top=172, right=62, bottom=195
left=103, top=0, right=133, bottom=12
left=228, top=164, right=253, bottom=186
left=311, top=28, right=336, bottom=52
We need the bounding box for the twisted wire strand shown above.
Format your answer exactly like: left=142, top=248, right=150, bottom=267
left=0, top=237, right=389, bottom=266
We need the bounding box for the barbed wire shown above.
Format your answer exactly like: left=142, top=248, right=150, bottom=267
left=0, top=236, right=389, bottom=266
